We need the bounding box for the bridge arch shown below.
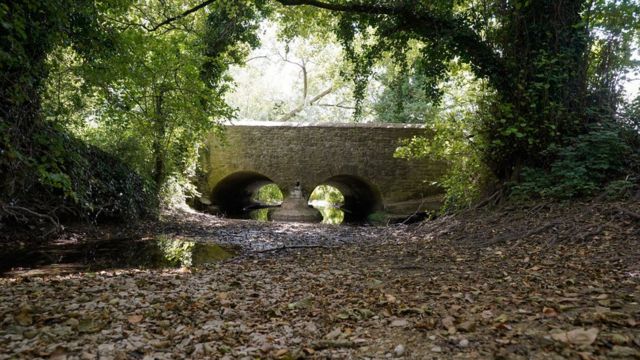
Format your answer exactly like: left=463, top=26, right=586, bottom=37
left=314, top=175, right=383, bottom=222
left=209, top=171, right=280, bottom=216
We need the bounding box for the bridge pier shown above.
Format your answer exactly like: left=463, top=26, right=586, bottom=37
left=271, top=183, right=322, bottom=223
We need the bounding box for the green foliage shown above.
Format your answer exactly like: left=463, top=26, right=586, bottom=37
left=374, top=58, right=438, bottom=124
left=394, top=63, right=493, bottom=211
left=511, top=126, right=639, bottom=199
left=604, top=179, right=638, bottom=200
left=318, top=207, right=344, bottom=225
left=0, top=0, right=153, bottom=228
left=40, top=1, right=269, bottom=208
left=253, top=184, right=284, bottom=205
left=309, top=185, right=344, bottom=205
left=155, top=235, right=195, bottom=267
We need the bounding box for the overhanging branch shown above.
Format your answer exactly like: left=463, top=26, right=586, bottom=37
left=144, top=0, right=506, bottom=90
left=148, top=0, right=216, bottom=31
left=275, top=0, right=401, bottom=15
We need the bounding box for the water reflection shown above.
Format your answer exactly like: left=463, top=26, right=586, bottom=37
left=249, top=208, right=270, bottom=221
left=316, top=206, right=344, bottom=224
left=248, top=205, right=344, bottom=224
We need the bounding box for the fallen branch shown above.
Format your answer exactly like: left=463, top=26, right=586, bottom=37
left=472, top=189, right=502, bottom=210
left=254, top=245, right=331, bottom=254
left=402, top=198, right=427, bottom=225
left=614, top=206, right=640, bottom=221
left=485, top=220, right=561, bottom=246
left=578, top=225, right=603, bottom=242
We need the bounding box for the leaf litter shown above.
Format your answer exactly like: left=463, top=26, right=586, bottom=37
left=0, top=200, right=639, bottom=359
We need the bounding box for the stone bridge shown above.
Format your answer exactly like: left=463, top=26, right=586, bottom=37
left=198, top=121, right=447, bottom=222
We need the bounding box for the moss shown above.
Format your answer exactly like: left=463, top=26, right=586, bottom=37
left=367, top=211, right=390, bottom=225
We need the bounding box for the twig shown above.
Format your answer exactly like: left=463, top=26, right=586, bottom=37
left=402, top=198, right=427, bottom=225
left=472, top=189, right=501, bottom=210
left=578, top=225, right=603, bottom=242
left=254, top=245, right=331, bottom=254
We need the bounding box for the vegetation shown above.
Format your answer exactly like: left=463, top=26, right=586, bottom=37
left=253, top=184, right=284, bottom=205
left=1, top=0, right=640, bottom=231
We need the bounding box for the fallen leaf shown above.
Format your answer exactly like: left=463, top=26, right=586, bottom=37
left=127, top=314, right=143, bottom=324
left=543, top=307, right=558, bottom=317
left=391, top=319, right=409, bottom=327
left=551, top=328, right=599, bottom=346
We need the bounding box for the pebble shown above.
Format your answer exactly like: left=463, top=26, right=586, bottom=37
left=430, top=346, right=442, bottom=353
left=458, top=339, right=469, bottom=348
left=394, top=344, right=405, bottom=356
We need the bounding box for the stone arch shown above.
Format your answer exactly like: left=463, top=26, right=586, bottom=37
left=210, top=171, right=280, bottom=216
left=315, top=175, right=383, bottom=222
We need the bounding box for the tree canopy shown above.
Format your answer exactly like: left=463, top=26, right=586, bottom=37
left=1, top=0, right=639, bottom=227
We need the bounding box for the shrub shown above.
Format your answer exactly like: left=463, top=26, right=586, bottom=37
left=1, top=123, right=156, bottom=230
left=510, top=125, right=639, bottom=199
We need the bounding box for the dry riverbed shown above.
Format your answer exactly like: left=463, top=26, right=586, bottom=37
left=1, top=201, right=639, bottom=359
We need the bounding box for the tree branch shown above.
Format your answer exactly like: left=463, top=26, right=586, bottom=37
left=279, top=86, right=333, bottom=121
left=147, top=0, right=216, bottom=31
left=143, top=0, right=506, bottom=90
left=275, top=0, right=402, bottom=15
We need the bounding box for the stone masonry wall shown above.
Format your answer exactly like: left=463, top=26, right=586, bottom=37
left=201, top=121, right=447, bottom=212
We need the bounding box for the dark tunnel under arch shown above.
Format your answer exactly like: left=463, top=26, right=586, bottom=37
left=316, top=175, right=383, bottom=223
left=210, top=171, right=279, bottom=216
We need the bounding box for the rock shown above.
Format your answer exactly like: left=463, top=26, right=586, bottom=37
left=430, top=346, right=442, bottom=353
left=458, top=339, right=470, bottom=348
left=394, top=344, right=406, bottom=356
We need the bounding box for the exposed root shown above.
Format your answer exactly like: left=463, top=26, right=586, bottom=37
left=0, top=204, right=61, bottom=236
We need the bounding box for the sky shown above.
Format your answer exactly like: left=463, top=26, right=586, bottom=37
left=226, top=22, right=640, bottom=122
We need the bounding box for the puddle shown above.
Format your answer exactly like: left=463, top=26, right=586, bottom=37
left=248, top=205, right=344, bottom=224
left=1, top=236, right=239, bottom=276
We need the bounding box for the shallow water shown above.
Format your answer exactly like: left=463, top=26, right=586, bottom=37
left=1, top=237, right=238, bottom=276
left=248, top=205, right=344, bottom=224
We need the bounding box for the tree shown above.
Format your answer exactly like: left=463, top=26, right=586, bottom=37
left=147, top=0, right=606, bottom=181
left=226, top=23, right=359, bottom=122
left=40, top=0, right=267, bottom=205
left=0, top=1, right=155, bottom=227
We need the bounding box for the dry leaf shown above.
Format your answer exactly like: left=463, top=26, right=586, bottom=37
left=127, top=314, right=143, bottom=324
left=543, top=307, right=558, bottom=317
left=551, top=328, right=599, bottom=346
